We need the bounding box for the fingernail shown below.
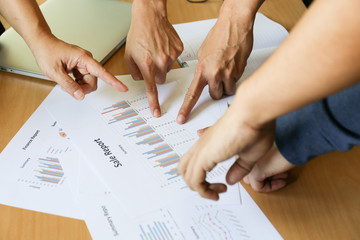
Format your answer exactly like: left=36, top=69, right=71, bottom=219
left=121, top=85, right=128, bottom=92
left=74, top=90, right=84, bottom=100
left=197, top=129, right=204, bottom=136
left=153, top=109, right=161, bottom=118
left=176, top=114, right=185, bottom=124
left=228, top=175, right=239, bottom=185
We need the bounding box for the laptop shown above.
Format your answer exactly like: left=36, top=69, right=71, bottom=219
left=0, top=0, right=132, bottom=80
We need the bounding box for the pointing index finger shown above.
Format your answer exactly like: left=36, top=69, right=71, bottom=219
left=85, top=55, right=128, bottom=92
left=176, top=70, right=207, bottom=124
left=140, top=64, right=161, bottom=118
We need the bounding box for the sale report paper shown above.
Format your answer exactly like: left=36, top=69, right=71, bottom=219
left=45, top=48, right=275, bottom=217
left=0, top=105, right=81, bottom=219
left=45, top=67, right=234, bottom=217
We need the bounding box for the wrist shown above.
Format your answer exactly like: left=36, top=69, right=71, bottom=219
left=133, top=0, right=167, bottom=18
left=230, top=79, right=274, bottom=130
left=220, top=0, right=264, bottom=24
left=26, top=30, right=58, bottom=57
left=218, top=0, right=264, bottom=37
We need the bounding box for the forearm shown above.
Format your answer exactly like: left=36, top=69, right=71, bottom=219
left=219, top=0, right=264, bottom=28
left=233, top=0, right=360, bottom=127
left=0, top=0, right=54, bottom=51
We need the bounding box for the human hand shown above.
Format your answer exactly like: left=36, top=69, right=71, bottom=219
left=176, top=6, right=254, bottom=124
left=192, top=120, right=295, bottom=194
left=125, top=0, right=183, bottom=117
left=32, top=36, right=128, bottom=100
left=242, top=144, right=295, bottom=192
left=178, top=104, right=276, bottom=200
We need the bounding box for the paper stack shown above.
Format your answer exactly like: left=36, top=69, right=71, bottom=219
left=0, top=13, right=288, bottom=239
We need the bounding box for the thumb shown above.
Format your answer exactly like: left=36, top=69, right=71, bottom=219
left=51, top=70, right=84, bottom=100
left=246, top=146, right=295, bottom=192
left=226, top=156, right=253, bottom=185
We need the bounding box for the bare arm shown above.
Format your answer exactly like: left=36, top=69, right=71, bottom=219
left=179, top=0, right=360, bottom=200
left=176, top=0, right=264, bottom=124
left=236, top=0, right=360, bottom=126
left=125, top=0, right=183, bottom=117
left=0, top=0, right=127, bottom=99
left=0, top=0, right=52, bottom=49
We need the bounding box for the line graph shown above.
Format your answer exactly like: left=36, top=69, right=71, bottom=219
left=190, top=205, right=250, bottom=240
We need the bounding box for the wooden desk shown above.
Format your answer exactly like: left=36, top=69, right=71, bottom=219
left=1, top=0, right=359, bottom=239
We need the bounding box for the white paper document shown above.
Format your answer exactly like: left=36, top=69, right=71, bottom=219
left=0, top=12, right=288, bottom=237
left=174, top=12, right=288, bottom=66
left=45, top=66, right=241, bottom=217
left=0, top=104, right=81, bottom=219
left=42, top=45, right=283, bottom=239
left=44, top=43, right=277, bottom=214
left=0, top=45, right=282, bottom=239
left=77, top=148, right=282, bottom=240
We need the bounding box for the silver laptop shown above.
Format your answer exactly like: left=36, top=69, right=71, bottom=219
left=0, top=0, right=132, bottom=80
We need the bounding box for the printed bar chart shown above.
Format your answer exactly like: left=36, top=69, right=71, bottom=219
left=124, top=126, right=155, bottom=138
left=18, top=155, right=65, bottom=187
left=102, top=101, right=138, bottom=124
left=139, top=221, right=174, bottom=240
left=36, top=157, right=64, bottom=184
left=137, top=208, right=183, bottom=240
left=125, top=117, right=146, bottom=130
left=136, top=135, right=163, bottom=146
left=100, top=98, right=197, bottom=187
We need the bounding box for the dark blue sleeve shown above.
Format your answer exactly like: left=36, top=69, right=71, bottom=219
left=275, top=82, right=360, bottom=165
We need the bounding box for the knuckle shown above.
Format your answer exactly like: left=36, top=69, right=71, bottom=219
left=204, top=163, right=213, bottom=172
left=226, top=87, right=236, bottom=95
left=142, top=55, right=154, bottom=72
left=77, top=51, right=94, bottom=68
left=224, top=69, right=235, bottom=81
left=209, top=89, right=222, bottom=100
left=204, top=158, right=217, bottom=172
left=156, top=55, right=169, bottom=70
left=185, top=91, right=200, bottom=103
left=77, top=47, right=90, bottom=57
left=145, top=84, right=157, bottom=94
left=176, top=41, right=184, bottom=54
left=208, top=69, right=220, bottom=82
left=197, top=187, right=207, bottom=197
left=196, top=62, right=206, bottom=73
left=45, top=68, right=58, bottom=81
left=169, top=51, right=179, bottom=63
left=97, top=66, right=107, bottom=76
left=62, top=80, right=77, bottom=92
left=155, top=75, right=166, bottom=84
left=84, top=49, right=93, bottom=58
